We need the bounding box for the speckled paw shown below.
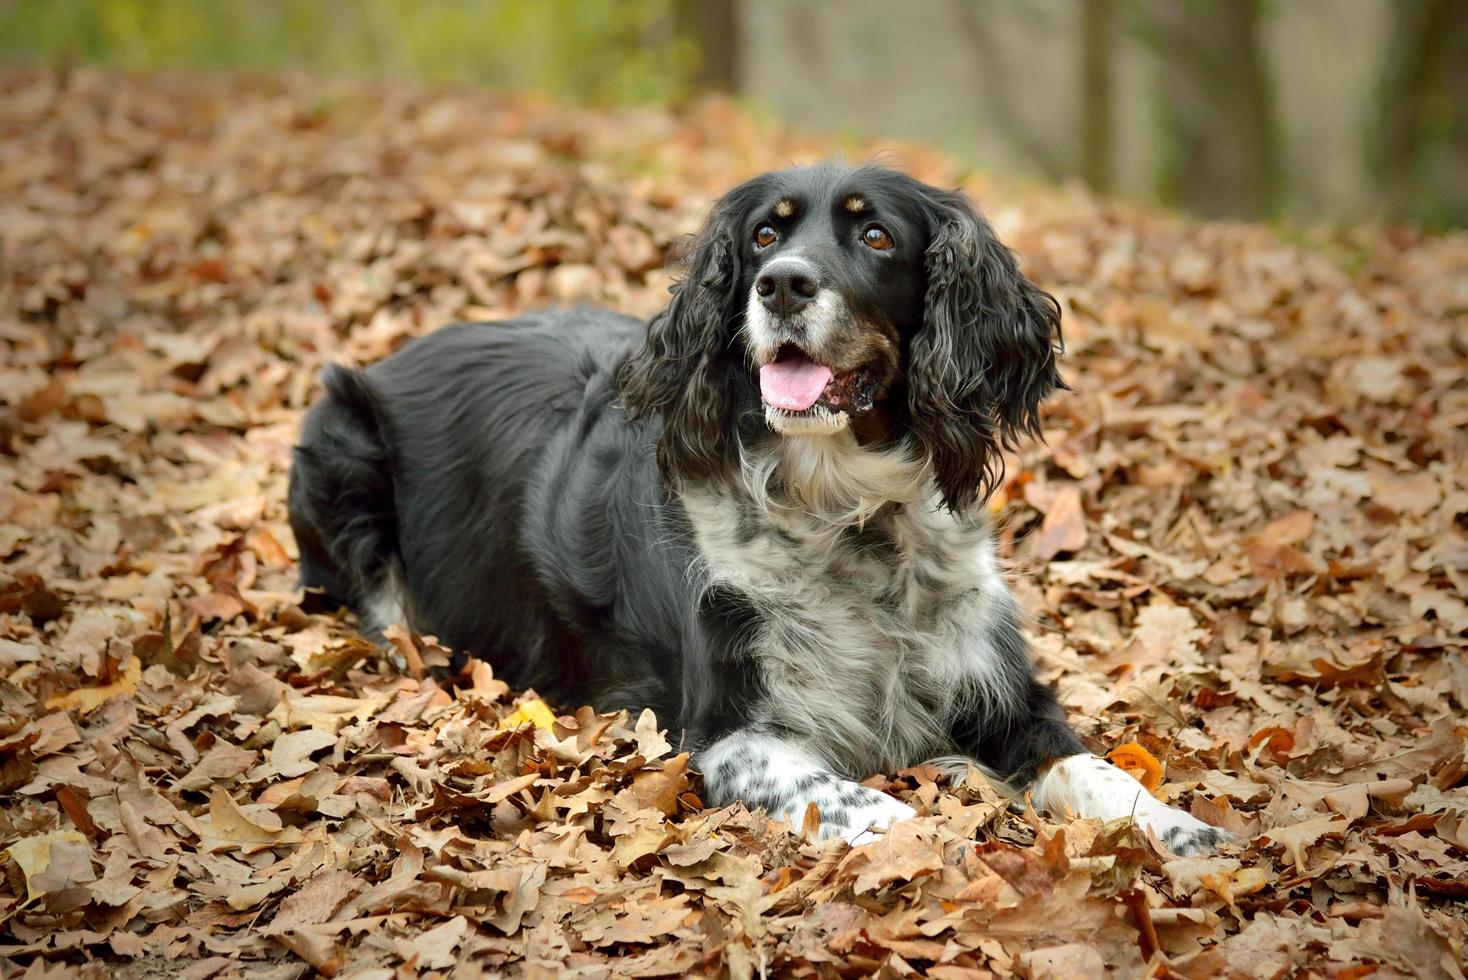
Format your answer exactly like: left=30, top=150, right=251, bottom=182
left=1144, top=810, right=1233, bottom=856
left=828, top=792, right=917, bottom=846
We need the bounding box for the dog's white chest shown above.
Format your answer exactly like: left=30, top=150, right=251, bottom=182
left=683, top=485, right=1013, bottom=774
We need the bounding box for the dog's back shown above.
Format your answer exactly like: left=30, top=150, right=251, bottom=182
left=288, top=310, right=688, bottom=704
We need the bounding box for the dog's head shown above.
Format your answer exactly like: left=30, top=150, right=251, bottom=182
left=619, top=164, right=1062, bottom=512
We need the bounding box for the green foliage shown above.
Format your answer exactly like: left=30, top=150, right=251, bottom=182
left=0, top=0, right=700, bottom=104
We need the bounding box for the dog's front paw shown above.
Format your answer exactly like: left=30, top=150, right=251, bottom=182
left=820, top=786, right=917, bottom=846
left=1139, top=808, right=1232, bottom=856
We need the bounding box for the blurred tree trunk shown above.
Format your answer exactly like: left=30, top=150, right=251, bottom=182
left=674, top=0, right=740, bottom=93
left=953, top=1, right=1066, bottom=180
left=1447, top=17, right=1468, bottom=225
left=1374, top=0, right=1468, bottom=226
left=1142, top=0, right=1280, bottom=220
left=1079, top=0, right=1116, bottom=192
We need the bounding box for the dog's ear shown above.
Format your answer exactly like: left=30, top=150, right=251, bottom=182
left=619, top=187, right=752, bottom=485
left=908, top=189, right=1064, bottom=511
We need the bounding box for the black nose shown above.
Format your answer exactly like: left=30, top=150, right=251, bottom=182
left=756, top=260, right=820, bottom=316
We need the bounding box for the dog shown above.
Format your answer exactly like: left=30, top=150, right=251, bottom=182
left=288, top=164, right=1227, bottom=855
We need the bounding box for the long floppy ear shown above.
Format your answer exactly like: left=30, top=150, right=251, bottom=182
left=909, top=190, right=1064, bottom=511
left=618, top=188, right=752, bottom=485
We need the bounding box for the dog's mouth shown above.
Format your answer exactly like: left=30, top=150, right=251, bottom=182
left=758, top=344, right=882, bottom=416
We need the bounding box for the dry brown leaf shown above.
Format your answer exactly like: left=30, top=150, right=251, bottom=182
left=1033, top=485, right=1088, bottom=560
left=850, top=819, right=945, bottom=894
left=175, top=742, right=258, bottom=792
left=1260, top=815, right=1349, bottom=871
left=189, top=787, right=304, bottom=854
left=409, top=914, right=470, bottom=970
left=260, top=729, right=338, bottom=779
left=620, top=753, right=691, bottom=817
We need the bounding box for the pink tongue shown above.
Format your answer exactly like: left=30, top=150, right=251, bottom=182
left=759, top=354, right=833, bottom=411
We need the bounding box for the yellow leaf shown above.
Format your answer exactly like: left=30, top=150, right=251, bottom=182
left=1198, top=865, right=1271, bottom=905
left=44, top=658, right=141, bottom=715
left=499, top=697, right=558, bottom=731
left=2, top=830, right=87, bottom=902
left=1227, top=865, right=1270, bottom=898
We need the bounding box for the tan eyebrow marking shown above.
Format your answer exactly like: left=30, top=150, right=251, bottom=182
left=774, top=199, right=795, bottom=218
left=844, top=195, right=867, bottom=213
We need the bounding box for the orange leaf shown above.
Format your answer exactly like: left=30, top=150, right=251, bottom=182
left=1107, top=742, right=1163, bottom=793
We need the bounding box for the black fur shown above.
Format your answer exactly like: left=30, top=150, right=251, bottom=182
left=288, top=368, right=397, bottom=608
left=618, top=180, right=764, bottom=485
left=952, top=600, right=1084, bottom=783
left=910, top=188, right=1065, bottom=510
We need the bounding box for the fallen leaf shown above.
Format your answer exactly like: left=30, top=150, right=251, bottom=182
left=175, top=742, right=258, bottom=792
left=851, top=820, right=944, bottom=893
left=1260, top=815, right=1349, bottom=871
left=1107, top=742, right=1163, bottom=793
left=410, top=914, right=470, bottom=970
left=1033, top=486, right=1088, bottom=560
left=188, top=787, right=304, bottom=854
left=261, top=729, right=338, bottom=779
left=619, top=754, right=691, bottom=817
left=2, top=830, right=91, bottom=902
left=500, top=697, right=559, bottom=731
left=44, top=657, right=142, bottom=715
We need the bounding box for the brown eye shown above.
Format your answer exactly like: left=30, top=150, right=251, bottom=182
left=754, top=225, right=777, bottom=248
left=862, top=225, right=894, bottom=251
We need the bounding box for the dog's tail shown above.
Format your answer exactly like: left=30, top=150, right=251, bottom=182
left=287, top=365, right=402, bottom=628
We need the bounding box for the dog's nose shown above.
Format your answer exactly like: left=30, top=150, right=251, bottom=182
left=756, top=260, right=820, bottom=316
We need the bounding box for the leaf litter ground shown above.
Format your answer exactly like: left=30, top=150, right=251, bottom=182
left=1, top=69, right=1466, bottom=978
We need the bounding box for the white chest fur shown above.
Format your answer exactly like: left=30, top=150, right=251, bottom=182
left=681, top=434, right=1026, bottom=776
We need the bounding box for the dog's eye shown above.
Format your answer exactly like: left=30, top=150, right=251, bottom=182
left=754, top=225, right=778, bottom=248
left=862, top=225, right=895, bottom=251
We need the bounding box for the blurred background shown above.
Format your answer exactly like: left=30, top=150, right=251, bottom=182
left=3, top=0, right=1465, bottom=228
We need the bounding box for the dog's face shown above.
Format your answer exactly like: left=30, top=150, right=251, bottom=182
left=620, top=164, right=1063, bottom=512
left=737, top=168, right=929, bottom=440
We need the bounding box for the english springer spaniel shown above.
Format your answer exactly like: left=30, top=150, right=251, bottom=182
left=288, top=164, right=1227, bottom=855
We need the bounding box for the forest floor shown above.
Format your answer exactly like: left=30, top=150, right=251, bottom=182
left=1, top=68, right=1466, bottom=978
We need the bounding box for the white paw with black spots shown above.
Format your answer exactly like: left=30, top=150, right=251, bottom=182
left=1138, top=808, right=1232, bottom=857
left=697, top=732, right=919, bottom=846
left=828, top=789, right=917, bottom=846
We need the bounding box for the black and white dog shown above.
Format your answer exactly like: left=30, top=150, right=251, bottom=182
left=289, top=164, right=1226, bottom=854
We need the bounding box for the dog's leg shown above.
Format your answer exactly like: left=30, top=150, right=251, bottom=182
left=957, top=677, right=1228, bottom=856
left=698, top=731, right=915, bottom=845
left=1030, top=754, right=1229, bottom=856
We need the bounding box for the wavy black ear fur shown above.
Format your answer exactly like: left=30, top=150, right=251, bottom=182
left=909, top=188, right=1064, bottom=512
left=619, top=182, right=762, bottom=485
